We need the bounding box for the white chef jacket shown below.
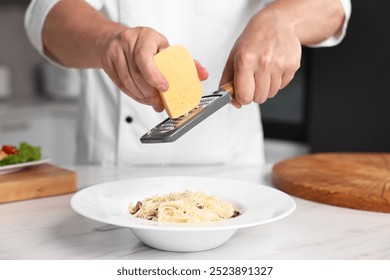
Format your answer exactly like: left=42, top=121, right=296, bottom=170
left=25, top=0, right=351, bottom=166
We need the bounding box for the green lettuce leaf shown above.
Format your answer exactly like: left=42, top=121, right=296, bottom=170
left=0, top=142, right=41, bottom=166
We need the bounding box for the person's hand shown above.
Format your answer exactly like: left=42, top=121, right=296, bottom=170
left=100, top=27, right=167, bottom=112
left=100, top=27, right=208, bottom=112
left=220, top=11, right=302, bottom=108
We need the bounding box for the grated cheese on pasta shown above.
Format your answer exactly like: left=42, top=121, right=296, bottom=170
left=128, top=191, right=239, bottom=223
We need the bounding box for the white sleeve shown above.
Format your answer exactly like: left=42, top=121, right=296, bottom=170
left=24, top=0, right=104, bottom=64
left=24, top=0, right=60, bottom=56
left=263, top=0, right=351, bottom=48
left=308, top=0, right=352, bottom=47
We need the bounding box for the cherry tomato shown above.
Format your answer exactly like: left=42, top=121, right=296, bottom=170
left=2, top=145, right=18, bottom=155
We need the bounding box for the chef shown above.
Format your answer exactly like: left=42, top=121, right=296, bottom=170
left=25, top=0, right=351, bottom=166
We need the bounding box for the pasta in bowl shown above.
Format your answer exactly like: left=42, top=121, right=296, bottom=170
left=71, top=176, right=295, bottom=252
left=129, top=191, right=240, bottom=223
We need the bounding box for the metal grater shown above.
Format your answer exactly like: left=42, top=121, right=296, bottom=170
left=140, top=88, right=233, bottom=143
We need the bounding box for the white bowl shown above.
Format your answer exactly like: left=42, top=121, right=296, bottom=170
left=71, top=176, right=295, bottom=252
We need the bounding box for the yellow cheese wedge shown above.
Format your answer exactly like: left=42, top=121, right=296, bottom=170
left=154, top=45, right=203, bottom=118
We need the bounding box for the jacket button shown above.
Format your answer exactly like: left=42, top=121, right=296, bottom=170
left=125, top=116, right=133, bottom=123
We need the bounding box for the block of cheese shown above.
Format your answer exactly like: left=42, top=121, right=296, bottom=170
left=154, top=45, right=203, bottom=118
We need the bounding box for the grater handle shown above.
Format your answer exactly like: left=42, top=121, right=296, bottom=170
left=220, top=81, right=235, bottom=95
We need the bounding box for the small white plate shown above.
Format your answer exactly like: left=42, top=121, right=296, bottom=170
left=0, top=158, right=51, bottom=175
left=71, top=176, right=296, bottom=252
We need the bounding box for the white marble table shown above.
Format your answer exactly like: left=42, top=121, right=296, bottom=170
left=1, top=163, right=389, bottom=260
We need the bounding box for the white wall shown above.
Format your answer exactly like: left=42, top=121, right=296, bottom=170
left=0, top=104, right=77, bottom=165
left=0, top=2, right=46, bottom=101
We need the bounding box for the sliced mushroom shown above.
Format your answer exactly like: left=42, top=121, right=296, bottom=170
left=231, top=210, right=240, bottom=218
left=129, top=201, right=142, bottom=214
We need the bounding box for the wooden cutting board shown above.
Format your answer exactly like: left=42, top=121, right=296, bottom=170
left=0, top=164, right=77, bottom=203
left=272, top=153, right=390, bottom=213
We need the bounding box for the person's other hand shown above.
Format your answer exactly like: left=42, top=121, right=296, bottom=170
left=220, top=12, right=301, bottom=108
left=100, top=27, right=208, bottom=112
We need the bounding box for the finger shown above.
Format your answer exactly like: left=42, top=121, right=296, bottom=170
left=220, top=53, right=242, bottom=107
left=230, top=99, right=242, bottom=109
left=133, top=39, right=169, bottom=92
left=126, top=41, right=159, bottom=97
left=219, top=53, right=234, bottom=87
left=280, top=72, right=295, bottom=89
left=103, top=56, right=146, bottom=102
left=268, top=73, right=282, bottom=99
left=102, top=59, right=124, bottom=91
left=127, top=53, right=163, bottom=108
left=234, top=60, right=255, bottom=106
left=194, top=60, right=209, bottom=81
left=153, top=104, right=165, bottom=112
left=253, top=71, right=271, bottom=104
left=113, top=50, right=145, bottom=101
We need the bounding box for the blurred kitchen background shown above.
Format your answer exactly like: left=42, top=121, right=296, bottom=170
left=1, top=1, right=390, bottom=166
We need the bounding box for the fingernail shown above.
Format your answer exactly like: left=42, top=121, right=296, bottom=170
left=157, top=84, right=168, bottom=92
left=153, top=105, right=164, bottom=112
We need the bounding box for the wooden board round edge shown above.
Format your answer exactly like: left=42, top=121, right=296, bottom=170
left=272, top=153, right=390, bottom=213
